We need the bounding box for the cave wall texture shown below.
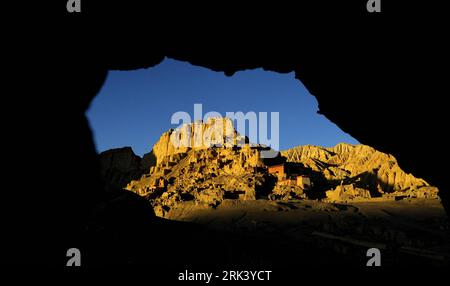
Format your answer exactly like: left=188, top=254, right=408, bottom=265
left=3, top=1, right=447, bottom=268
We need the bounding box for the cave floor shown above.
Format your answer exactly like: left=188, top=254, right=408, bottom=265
left=163, top=198, right=450, bottom=267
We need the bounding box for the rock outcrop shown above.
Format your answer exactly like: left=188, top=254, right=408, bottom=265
left=143, top=117, right=247, bottom=166
left=99, top=147, right=146, bottom=190
left=325, top=184, right=372, bottom=202
left=99, top=121, right=439, bottom=215
left=127, top=144, right=270, bottom=217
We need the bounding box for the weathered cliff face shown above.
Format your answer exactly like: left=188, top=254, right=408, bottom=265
left=99, top=120, right=440, bottom=215
left=99, top=117, right=239, bottom=188
left=125, top=118, right=267, bottom=217
left=282, top=143, right=438, bottom=201
left=116, top=120, right=439, bottom=216
left=9, top=1, right=448, bottom=268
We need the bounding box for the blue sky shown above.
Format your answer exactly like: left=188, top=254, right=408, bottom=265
left=86, top=58, right=358, bottom=156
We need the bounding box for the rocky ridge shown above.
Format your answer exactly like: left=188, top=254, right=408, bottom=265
left=282, top=144, right=438, bottom=201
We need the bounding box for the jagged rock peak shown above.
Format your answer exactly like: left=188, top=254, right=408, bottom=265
left=282, top=143, right=433, bottom=194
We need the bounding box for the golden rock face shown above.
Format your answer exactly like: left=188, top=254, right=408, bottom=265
left=126, top=145, right=267, bottom=216
left=282, top=143, right=438, bottom=201
left=122, top=118, right=271, bottom=217
left=99, top=120, right=439, bottom=218
left=146, top=117, right=246, bottom=167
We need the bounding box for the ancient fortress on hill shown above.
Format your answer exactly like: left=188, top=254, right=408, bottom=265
left=99, top=117, right=438, bottom=217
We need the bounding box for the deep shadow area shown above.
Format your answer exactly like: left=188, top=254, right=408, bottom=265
left=4, top=2, right=448, bottom=273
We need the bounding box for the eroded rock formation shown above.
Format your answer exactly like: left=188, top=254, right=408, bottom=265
left=8, top=2, right=448, bottom=268
left=99, top=147, right=146, bottom=190
left=282, top=144, right=439, bottom=202
left=124, top=118, right=269, bottom=216
left=145, top=117, right=247, bottom=165
left=98, top=119, right=439, bottom=217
